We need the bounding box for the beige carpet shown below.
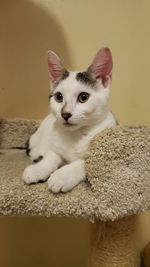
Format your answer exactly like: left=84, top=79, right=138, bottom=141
left=0, top=118, right=150, bottom=221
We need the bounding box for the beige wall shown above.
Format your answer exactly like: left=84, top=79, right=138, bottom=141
left=0, top=0, right=150, bottom=266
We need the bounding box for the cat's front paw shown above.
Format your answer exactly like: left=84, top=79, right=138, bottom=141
left=23, top=165, right=46, bottom=184
left=26, top=138, right=47, bottom=163
left=48, top=170, right=76, bottom=193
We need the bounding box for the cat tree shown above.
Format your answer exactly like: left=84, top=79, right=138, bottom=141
left=0, top=118, right=150, bottom=267
left=142, top=241, right=150, bottom=267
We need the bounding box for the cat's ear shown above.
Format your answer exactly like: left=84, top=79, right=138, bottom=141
left=47, top=51, right=66, bottom=83
left=87, top=47, right=113, bottom=87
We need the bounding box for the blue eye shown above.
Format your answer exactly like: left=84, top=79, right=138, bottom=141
left=54, top=92, right=63, bottom=103
left=78, top=92, right=90, bottom=103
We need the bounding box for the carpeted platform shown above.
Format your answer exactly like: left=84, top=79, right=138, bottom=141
left=0, top=118, right=150, bottom=221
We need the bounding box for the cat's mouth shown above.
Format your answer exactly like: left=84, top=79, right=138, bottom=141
left=63, top=122, right=77, bottom=127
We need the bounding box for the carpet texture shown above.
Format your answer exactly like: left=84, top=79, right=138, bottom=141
left=0, top=118, right=150, bottom=221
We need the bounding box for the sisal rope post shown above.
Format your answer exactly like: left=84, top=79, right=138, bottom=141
left=90, top=216, right=138, bottom=267
left=141, top=241, right=150, bottom=267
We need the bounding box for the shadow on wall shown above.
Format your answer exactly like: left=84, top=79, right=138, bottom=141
left=0, top=0, right=72, bottom=119
left=0, top=217, right=89, bottom=267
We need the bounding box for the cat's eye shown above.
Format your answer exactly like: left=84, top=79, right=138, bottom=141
left=78, top=92, right=90, bottom=103
left=54, top=92, right=63, bottom=103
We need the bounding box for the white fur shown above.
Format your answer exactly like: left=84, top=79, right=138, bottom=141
left=23, top=71, right=116, bottom=193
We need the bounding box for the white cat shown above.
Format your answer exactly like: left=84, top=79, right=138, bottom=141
left=23, top=47, right=117, bottom=193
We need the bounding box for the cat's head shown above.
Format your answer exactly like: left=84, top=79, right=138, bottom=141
left=47, top=47, right=113, bottom=130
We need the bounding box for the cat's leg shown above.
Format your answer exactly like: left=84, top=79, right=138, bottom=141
left=27, top=114, right=54, bottom=162
left=48, top=159, right=85, bottom=193
left=23, top=150, right=63, bottom=184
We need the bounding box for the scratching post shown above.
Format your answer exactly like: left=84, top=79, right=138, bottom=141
left=0, top=119, right=150, bottom=266
left=141, top=241, right=150, bottom=267
left=90, top=216, right=137, bottom=267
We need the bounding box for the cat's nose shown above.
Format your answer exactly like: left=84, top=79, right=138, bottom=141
left=61, top=112, right=72, bottom=121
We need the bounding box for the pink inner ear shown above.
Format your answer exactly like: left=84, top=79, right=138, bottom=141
left=47, top=51, right=65, bottom=83
left=88, top=47, right=113, bottom=87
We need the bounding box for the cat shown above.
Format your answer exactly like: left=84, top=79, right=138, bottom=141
left=23, top=47, right=117, bottom=193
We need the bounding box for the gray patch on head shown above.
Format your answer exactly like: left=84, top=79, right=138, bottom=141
left=52, top=70, right=70, bottom=89
left=76, top=72, right=96, bottom=86
left=61, top=70, right=69, bottom=80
